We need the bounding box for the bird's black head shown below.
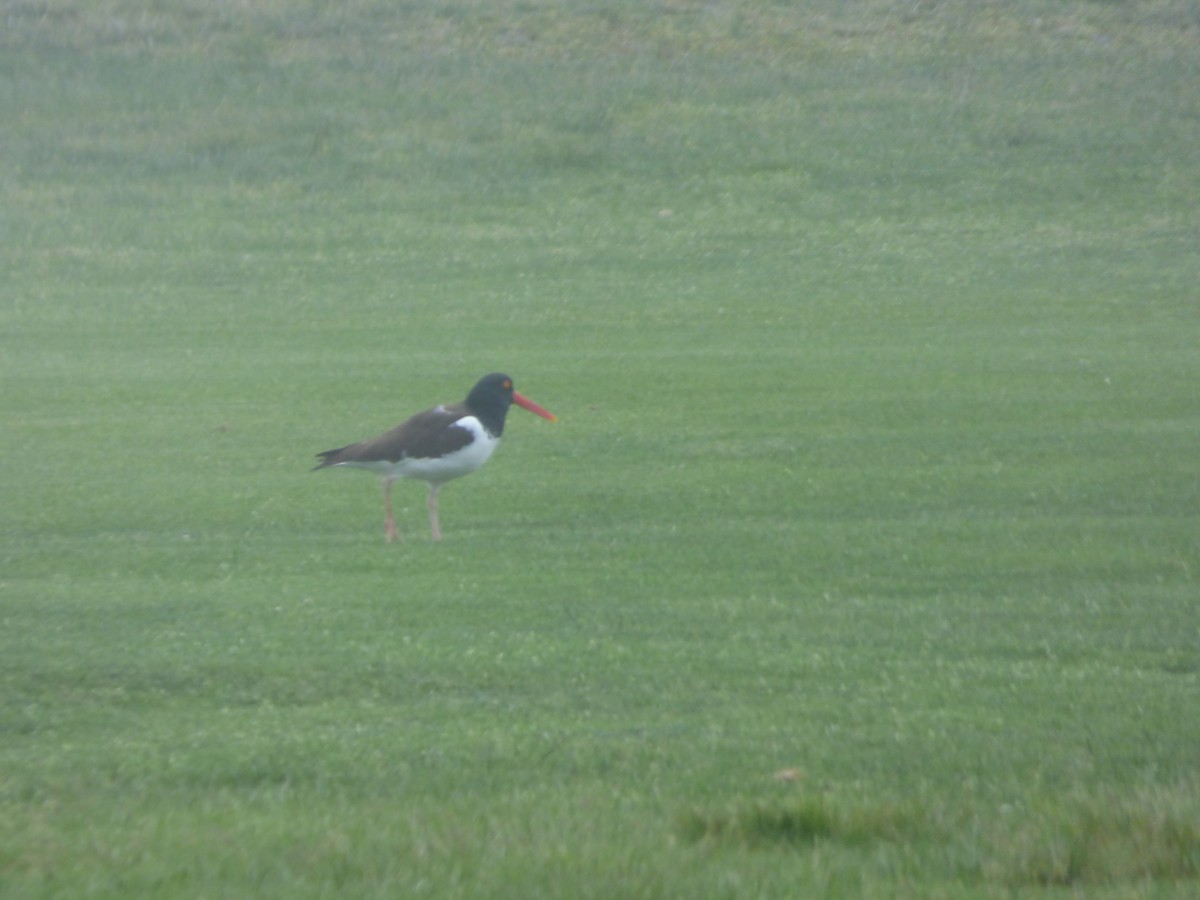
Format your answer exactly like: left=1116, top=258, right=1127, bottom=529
left=464, top=372, right=556, bottom=437
left=464, top=372, right=517, bottom=436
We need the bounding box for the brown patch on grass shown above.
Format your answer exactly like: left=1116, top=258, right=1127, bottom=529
left=677, top=792, right=924, bottom=849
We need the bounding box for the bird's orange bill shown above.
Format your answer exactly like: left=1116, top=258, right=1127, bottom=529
left=513, top=392, right=557, bottom=422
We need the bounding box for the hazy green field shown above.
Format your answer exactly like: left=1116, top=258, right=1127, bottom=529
left=3, top=1, right=1198, bottom=896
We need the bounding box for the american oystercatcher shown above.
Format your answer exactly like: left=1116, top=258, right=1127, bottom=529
left=313, top=373, right=556, bottom=542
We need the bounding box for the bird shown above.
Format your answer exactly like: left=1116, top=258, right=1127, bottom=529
left=313, top=373, right=556, bottom=542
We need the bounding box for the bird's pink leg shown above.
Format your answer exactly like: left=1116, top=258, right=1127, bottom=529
left=427, top=484, right=442, bottom=542
left=383, top=479, right=401, bottom=543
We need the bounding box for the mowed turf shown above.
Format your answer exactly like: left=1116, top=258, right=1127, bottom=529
left=2, top=1, right=1198, bottom=896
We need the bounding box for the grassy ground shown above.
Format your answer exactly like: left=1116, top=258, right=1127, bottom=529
left=3, top=0, right=1199, bottom=896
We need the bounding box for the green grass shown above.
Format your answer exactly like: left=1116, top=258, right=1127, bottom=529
left=3, top=0, right=1199, bottom=896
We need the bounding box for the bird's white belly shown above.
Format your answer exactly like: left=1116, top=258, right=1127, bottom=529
left=393, top=417, right=498, bottom=484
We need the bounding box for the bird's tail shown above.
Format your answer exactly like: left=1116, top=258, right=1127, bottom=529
left=312, top=446, right=351, bottom=470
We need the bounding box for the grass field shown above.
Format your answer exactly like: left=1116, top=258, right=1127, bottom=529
left=3, top=0, right=1199, bottom=896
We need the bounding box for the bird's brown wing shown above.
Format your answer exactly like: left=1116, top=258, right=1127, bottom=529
left=314, top=403, right=473, bottom=468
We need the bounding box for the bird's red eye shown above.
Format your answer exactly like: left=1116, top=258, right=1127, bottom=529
left=503, top=379, right=512, bottom=389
